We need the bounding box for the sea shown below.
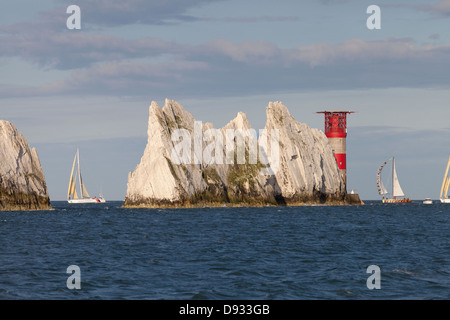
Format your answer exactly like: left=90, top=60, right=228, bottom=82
left=0, top=200, right=449, bottom=301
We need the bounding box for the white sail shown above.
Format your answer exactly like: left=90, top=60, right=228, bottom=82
left=377, top=158, right=390, bottom=195
left=392, top=158, right=405, bottom=197
left=68, top=152, right=78, bottom=200
left=75, top=149, right=91, bottom=199
left=379, top=180, right=388, bottom=195
left=440, top=156, right=450, bottom=200
left=445, top=178, right=450, bottom=198
left=68, top=176, right=75, bottom=199
left=70, top=175, right=79, bottom=200
left=80, top=172, right=91, bottom=198
left=67, top=149, right=106, bottom=203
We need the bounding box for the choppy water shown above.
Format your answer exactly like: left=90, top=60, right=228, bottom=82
left=0, top=201, right=449, bottom=300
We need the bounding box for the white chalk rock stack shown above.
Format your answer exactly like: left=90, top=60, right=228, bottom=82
left=262, top=102, right=345, bottom=203
left=0, top=120, right=52, bottom=210
left=125, top=99, right=207, bottom=205
left=124, top=99, right=350, bottom=207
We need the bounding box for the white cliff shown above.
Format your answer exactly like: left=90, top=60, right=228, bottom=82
left=262, top=101, right=345, bottom=203
left=0, top=120, right=52, bottom=210
left=125, top=100, right=207, bottom=205
left=124, top=99, right=355, bottom=207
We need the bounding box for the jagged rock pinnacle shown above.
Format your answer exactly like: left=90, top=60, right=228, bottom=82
left=0, top=120, right=52, bottom=211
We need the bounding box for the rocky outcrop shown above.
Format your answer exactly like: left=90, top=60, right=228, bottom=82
left=0, top=121, right=52, bottom=211
left=124, top=99, right=357, bottom=208
left=262, top=102, right=345, bottom=203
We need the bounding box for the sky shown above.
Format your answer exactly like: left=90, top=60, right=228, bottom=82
left=1, top=0, right=450, bottom=201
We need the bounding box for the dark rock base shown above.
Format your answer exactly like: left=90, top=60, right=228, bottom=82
left=0, top=190, right=53, bottom=211
left=123, top=192, right=364, bottom=209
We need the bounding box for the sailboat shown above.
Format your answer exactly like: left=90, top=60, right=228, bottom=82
left=67, top=149, right=106, bottom=203
left=440, top=156, right=450, bottom=204
left=377, top=157, right=411, bottom=204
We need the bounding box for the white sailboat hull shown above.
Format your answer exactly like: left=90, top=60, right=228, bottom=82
left=382, top=198, right=411, bottom=204
left=68, top=198, right=106, bottom=204
left=440, top=198, right=450, bottom=204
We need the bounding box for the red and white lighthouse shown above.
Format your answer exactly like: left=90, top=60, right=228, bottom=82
left=317, top=111, right=354, bottom=189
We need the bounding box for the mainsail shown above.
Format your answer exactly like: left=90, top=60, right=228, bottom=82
left=80, top=172, right=90, bottom=198
left=392, top=158, right=405, bottom=197
left=67, top=149, right=91, bottom=201
left=67, top=152, right=78, bottom=200
left=440, top=156, right=450, bottom=200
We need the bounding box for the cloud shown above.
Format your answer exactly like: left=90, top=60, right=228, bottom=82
left=0, top=26, right=182, bottom=69
left=429, top=33, right=441, bottom=40
left=41, top=0, right=225, bottom=26
left=317, top=0, right=353, bottom=4
left=52, top=59, right=209, bottom=94
left=284, top=38, right=450, bottom=67
left=197, top=16, right=300, bottom=23
left=1, top=1, right=450, bottom=100
left=0, top=59, right=210, bottom=98
left=196, top=37, right=450, bottom=68
left=385, top=0, right=450, bottom=16
left=429, top=0, right=450, bottom=15
left=2, top=34, right=450, bottom=99
left=199, top=38, right=281, bottom=64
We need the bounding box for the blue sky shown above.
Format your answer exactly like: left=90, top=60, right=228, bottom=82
left=1, top=0, right=450, bottom=201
